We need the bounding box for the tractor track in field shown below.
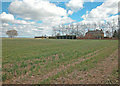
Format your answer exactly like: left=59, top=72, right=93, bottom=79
left=8, top=47, right=107, bottom=84
left=51, top=49, right=118, bottom=84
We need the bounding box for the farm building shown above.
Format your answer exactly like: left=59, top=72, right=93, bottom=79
left=34, top=35, right=76, bottom=39
left=48, top=36, right=56, bottom=39
left=85, top=29, right=104, bottom=39
left=56, top=35, right=76, bottom=39
left=34, top=36, right=47, bottom=39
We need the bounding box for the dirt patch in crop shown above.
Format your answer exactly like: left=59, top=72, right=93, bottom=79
left=2, top=53, right=64, bottom=84
left=51, top=49, right=118, bottom=84
left=9, top=47, right=106, bottom=84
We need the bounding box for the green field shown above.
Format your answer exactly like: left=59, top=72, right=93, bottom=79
left=2, top=39, right=118, bottom=84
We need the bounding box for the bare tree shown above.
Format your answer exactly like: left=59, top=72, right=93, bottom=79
left=60, top=24, right=65, bottom=35
left=75, top=23, right=79, bottom=36
left=6, top=30, right=18, bottom=38
left=52, top=26, right=57, bottom=36
left=65, top=25, right=70, bottom=35
left=75, top=23, right=85, bottom=37
left=106, top=30, right=111, bottom=38
left=68, top=23, right=74, bottom=35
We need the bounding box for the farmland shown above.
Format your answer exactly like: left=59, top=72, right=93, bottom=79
left=2, top=38, right=118, bottom=84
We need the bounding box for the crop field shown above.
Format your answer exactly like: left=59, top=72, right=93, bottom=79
left=2, top=38, right=118, bottom=84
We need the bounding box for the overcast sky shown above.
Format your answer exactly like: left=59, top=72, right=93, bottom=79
left=0, top=0, right=119, bottom=38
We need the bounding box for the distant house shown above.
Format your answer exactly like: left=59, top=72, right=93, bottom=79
left=56, top=35, right=76, bottom=39
left=85, top=29, right=104, bottom=39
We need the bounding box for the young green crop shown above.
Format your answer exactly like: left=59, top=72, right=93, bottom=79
left=39, top=45, right=117, bottom=84
left=2, top=38, right=118, bottom=83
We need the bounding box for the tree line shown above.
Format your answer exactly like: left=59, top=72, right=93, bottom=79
left=52, top=20, right=119, bottom=38
left=6, top=19, right=119, bottom=38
